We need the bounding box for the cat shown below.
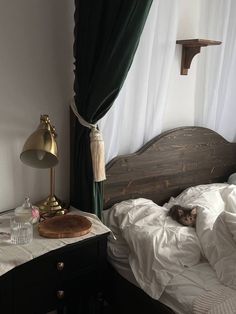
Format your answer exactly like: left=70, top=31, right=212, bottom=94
left=168, top=205, right=197, bottom=227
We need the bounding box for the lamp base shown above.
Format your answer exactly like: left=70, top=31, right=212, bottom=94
left=36, top=195, right=68, bottom=217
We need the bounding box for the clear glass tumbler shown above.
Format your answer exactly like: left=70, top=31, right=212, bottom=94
left=10, top=216, right=33, bottom=245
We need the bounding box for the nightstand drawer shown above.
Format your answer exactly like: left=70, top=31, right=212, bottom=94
left=55, top=240, right=99, bottom=278
left=14, top=282, right=59, bottom=314
left=13, top=239, right=99, bottom=287
left=14, top=269, right=100, bottom=314
left=13, top=253, right=57, bottom=287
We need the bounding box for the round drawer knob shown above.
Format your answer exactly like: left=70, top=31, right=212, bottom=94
left=57, top=290, right=65, bottom=299
left=57, top=262, right=64, bottom=271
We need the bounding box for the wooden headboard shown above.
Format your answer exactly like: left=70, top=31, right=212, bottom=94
left=104, top=127, right=236, bottom=209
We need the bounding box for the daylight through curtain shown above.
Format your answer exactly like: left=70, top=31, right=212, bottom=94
left=195, top=0, right=236, bottom=142
left=98, top=0, right=178, bottom=162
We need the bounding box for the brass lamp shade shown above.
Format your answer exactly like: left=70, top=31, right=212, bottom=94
left=20, top=115, right=58, bottom=169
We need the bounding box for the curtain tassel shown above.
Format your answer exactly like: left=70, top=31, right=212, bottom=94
left=90, top=127, right=106, bottom=182
left=70, top=100, right=106, bottom=182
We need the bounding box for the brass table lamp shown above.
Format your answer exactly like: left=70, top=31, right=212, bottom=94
left=20, top=114, right=66, bottom=216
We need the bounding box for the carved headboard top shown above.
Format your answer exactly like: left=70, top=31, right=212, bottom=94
left=104, top=127, right=236, bottom=209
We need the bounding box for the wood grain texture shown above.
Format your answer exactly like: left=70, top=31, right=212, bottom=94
left=176, top=39, right=222, bottom=46
left=38, top=215, right=92, bottom=238
left=104, top=127, right=236, bottom=209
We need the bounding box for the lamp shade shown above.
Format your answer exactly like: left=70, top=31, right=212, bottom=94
left=20, top=115, right=58, bottom=169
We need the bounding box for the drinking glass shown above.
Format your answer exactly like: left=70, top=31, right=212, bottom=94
left=10, top=216, right=33, bottom=245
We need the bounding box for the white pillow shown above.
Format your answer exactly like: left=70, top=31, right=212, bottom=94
left=164, top=183, right=228, bottom=210
left=164, top=185, right=227, bottom=242
left=228, top=173, right=236, bottom=185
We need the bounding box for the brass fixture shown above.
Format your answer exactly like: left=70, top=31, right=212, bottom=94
left=20, top=114, right=66, bottom=216
left=57, top=261, right=65, bottom=271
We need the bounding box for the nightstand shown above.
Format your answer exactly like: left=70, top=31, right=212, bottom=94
left=0, top=210, right=110, bottom=314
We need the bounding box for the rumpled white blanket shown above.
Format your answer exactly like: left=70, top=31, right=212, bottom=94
left=165, top=183, right=236, bottom=313
left=103, top=198, right=202, bottom=299
left=104, top=183, right=236, bottom=313
left=195, top=186, right=236, bottom=289
left=168, top=184, right=236, bottom=289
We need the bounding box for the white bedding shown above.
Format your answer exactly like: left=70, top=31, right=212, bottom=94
left=103, top=198, right=202, bottom=298
left=167, top=184, right=236, bottom=290
left=106, top=230, right=222, bottom=314
left=103, top=183, right=236, bottom=314
left=109, top=252, right=224, bottom=314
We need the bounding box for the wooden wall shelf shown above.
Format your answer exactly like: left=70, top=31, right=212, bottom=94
left=176, top=39, right=222, bottom=75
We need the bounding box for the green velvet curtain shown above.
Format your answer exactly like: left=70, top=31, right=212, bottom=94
left=71, top=0, right=153, bottom=217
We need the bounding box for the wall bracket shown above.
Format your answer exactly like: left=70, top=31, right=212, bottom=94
left=176, top=39, right=222, bottom=75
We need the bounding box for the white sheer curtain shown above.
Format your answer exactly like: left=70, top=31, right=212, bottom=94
left=98, top=0, right=178, bottom=162
left=195, top=0, right=236, bottom=141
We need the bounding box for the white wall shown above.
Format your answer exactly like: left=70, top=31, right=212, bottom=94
left=163, top=0, right=200, bottom=130
left=0, top=0, right=74, bottom=211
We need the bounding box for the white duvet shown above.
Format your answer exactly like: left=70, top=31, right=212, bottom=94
left=103, top=198, right=202, bottom=299
left=166, top=183, right=236, bottom=290
left=103, top=183, right=236, bottom=302
left=195, top=186, right=236, bottom=289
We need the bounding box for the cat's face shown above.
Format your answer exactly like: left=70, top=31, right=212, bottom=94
left=178, top=208, right=197, bottom=227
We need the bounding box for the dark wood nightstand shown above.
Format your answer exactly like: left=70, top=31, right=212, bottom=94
left=0, top=232, right=109, bottom=314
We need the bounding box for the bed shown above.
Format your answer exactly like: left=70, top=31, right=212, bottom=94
left=102, top=126, right=236, bottom=314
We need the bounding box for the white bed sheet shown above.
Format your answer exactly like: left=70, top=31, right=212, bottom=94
left=108, top=245, right=224, bottom=314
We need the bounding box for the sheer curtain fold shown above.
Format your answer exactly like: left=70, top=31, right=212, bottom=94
left=99, top=0, right=178, bottom=163
left=196, top=0, right=236, bottom=141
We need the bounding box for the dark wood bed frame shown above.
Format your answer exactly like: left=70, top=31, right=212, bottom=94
left=103, top=126, right=236, bottom=314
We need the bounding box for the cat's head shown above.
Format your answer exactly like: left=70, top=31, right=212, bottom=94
left=169, top=205, right=197, bottom=227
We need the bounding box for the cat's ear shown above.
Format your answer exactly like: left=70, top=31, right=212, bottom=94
left=191, top=207, right=197, bottom=215
left=178, top=209, right=184, bottom=217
